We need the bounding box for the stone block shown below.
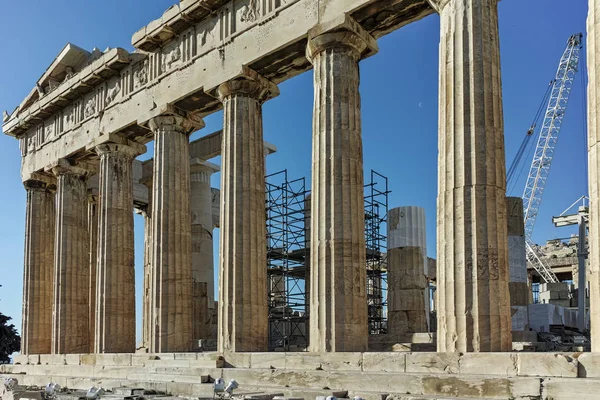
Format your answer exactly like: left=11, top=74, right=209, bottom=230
left=405, top=353, right=459, bottom=374
left=80, top=354, right=96, bottom=365
left=285, top=353, right=362, bottom=371
left=518, top=353, right=578, bottom=377
left=458, top=353, right=518, bottom=376
left=65, top=354, right=81, bottom=365
left=542, top=377, right=600, bottom=400
left=12, top=355, right=27, bottom=365
left=27, top=355, right=41, bottom=365
left=250, top=353, right=286, bottom=369
left=95, top=354, right=132, bottom=366
left=577, top=353, right=600, bottom=377
left=421, top=375, right=541, bottom=399
left=224, top=353, right=251, bottom=368
left=391, top=343, right=412, bottom=352
left=39, top=354, right=66, bottom=365
left=174, top=353, right=198, bottom=360
left=362, top=353, right=405, bottom=372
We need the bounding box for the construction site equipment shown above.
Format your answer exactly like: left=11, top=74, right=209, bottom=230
left=552, top=195, right=590, bottom=331
left=507, top=33, right=583, bottom=283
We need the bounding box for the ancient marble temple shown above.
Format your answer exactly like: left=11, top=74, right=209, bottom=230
left=6, top=0, right=593, bottom=356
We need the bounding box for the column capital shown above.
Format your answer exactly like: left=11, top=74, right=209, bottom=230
left=141, top=104, right=205, bottom=135
left=217, top=68, right=279, bottom=103
left=149, top=114, right=205, bottom=135
left=47, top=159, right=95, bottom=179
left=190, top=158, right=220, bottom=184
left=23, top=173, right=56, bottom=192
left=95, top=142, right=145, bottom=159
left=87, top=133, right=146, bottom=158
left=306, top=16, right=378, bottom=63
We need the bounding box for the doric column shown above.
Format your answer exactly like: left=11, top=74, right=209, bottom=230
left=218, top=73, right=278, bottom=352
left=87, top=190, right=98, bottom=353
left=149, top=114, right=203, bottom=353
left=51, top=160, right=93, bottom=354
left=21, top=178, right=55, bottom=355
left=306, top=23, right=377, bottom=352
left=588, top=0, right=600, bottom=351
left=436, top=0, right=512, bottom=352
left=140, top=175, right=152, bottom=350
left=190, top=159, right=219, bottom=342
left=94, top=142, right=144, bottom=353
left=506, top=197, right=528, bottom=339
left=387, top=207, right=429, bottom=337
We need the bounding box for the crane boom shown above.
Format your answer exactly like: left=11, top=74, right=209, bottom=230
left=521, top=33, right=583, bottom=283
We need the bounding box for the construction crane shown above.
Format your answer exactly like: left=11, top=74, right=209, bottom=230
left=507, top=33, right=583, bottom=283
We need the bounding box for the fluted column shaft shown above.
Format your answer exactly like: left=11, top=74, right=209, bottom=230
left=218, top=77, right=277, bottom=352
left=588, top=0, right=600, bottom=350
left=52, top=163, right=91, bottom=354
left=87, top=192, right=98, bottom=353
left=191, top=160, right=219, bottom=341
left=141, top=179, right=152, bottom=350
left=149, top=115, right=201, bottom=353
left=22, top=180, right=55, bottom=355
left=436, top=0, right=511, bottom=352
left=95, top=143, right=140, bottom=353
left=307, top=30, right=374, bottom=352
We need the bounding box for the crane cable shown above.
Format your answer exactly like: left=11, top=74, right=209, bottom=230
left=507, top=80, right=555, bottom=193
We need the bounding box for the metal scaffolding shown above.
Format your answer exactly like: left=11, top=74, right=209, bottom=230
left=265, top=170, right=309, bottom=351
left=265, top=169, right=390, bottom=349
left=364, top=170, right=390, bottom=334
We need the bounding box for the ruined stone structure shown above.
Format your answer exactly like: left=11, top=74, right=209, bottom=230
left=2, top=0, right=540, bottom=356
left=387, top=206, right=429, bottom=336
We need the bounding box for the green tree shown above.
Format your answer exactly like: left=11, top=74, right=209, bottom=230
left=0, top=313, right=20, bottom=363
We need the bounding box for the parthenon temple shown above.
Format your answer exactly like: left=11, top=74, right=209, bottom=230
left=5, top=0, right=600, bottom=398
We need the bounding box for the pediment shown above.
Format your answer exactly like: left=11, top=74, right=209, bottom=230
left=14, top=43, right=95, bottom=117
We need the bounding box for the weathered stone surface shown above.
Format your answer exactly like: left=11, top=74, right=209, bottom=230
left=588, top=0, right=600, bottom=352
left=362, top=352, right=406, bottom=372
left=148, top=114, right=202, bottom=353
left=87, top=192, right=98, bottom=353
left=459, top=353, right=518, bottom=376
left=518, top=353, right=578, bottom=378
left=21, top=179, right=55, bottom=355
left=405, top=353, right=459, bottom=374
left=307, top=21, right=376, bottom=353
left=436, top=0, right=512, bottom=352
left=51, top=161, right=93, bottom=354
left=578, top=352, right=600, bottom=377
left=94, top=142, right=142, bottom=353
left=217, top=74, right=275, bottom=353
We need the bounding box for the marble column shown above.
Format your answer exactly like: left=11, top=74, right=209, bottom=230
left=149, top=114, right=203, bottom=353
left=436, top=0, right=512, bottom=352
left=21, top=179, right=55, bottom=355
left=87, top=190, right=98, bottom=353
left=51, top=161, right=92, bottom=354
left=218, top=74, right=278, bottom=352
left=387, top=207, right=429, bottom=336
left=506, top=197, right=529, bottom=337
left=94, top=143, right=142, bottom=353
left=306, top=26, right=376, bottom=352
left=190, top=159, right=219, bottom=341
left=588, top=0, right=600, bottom=351
left=140, top=177, right=152, bottom=350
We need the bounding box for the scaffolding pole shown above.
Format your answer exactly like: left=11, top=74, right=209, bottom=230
left=364, top=170, right=390, bottom=334
left=266, top=170, right=309, bottom=351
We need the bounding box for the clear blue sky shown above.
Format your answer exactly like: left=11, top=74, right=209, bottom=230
left=0, top=1, right=589, bottom=342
